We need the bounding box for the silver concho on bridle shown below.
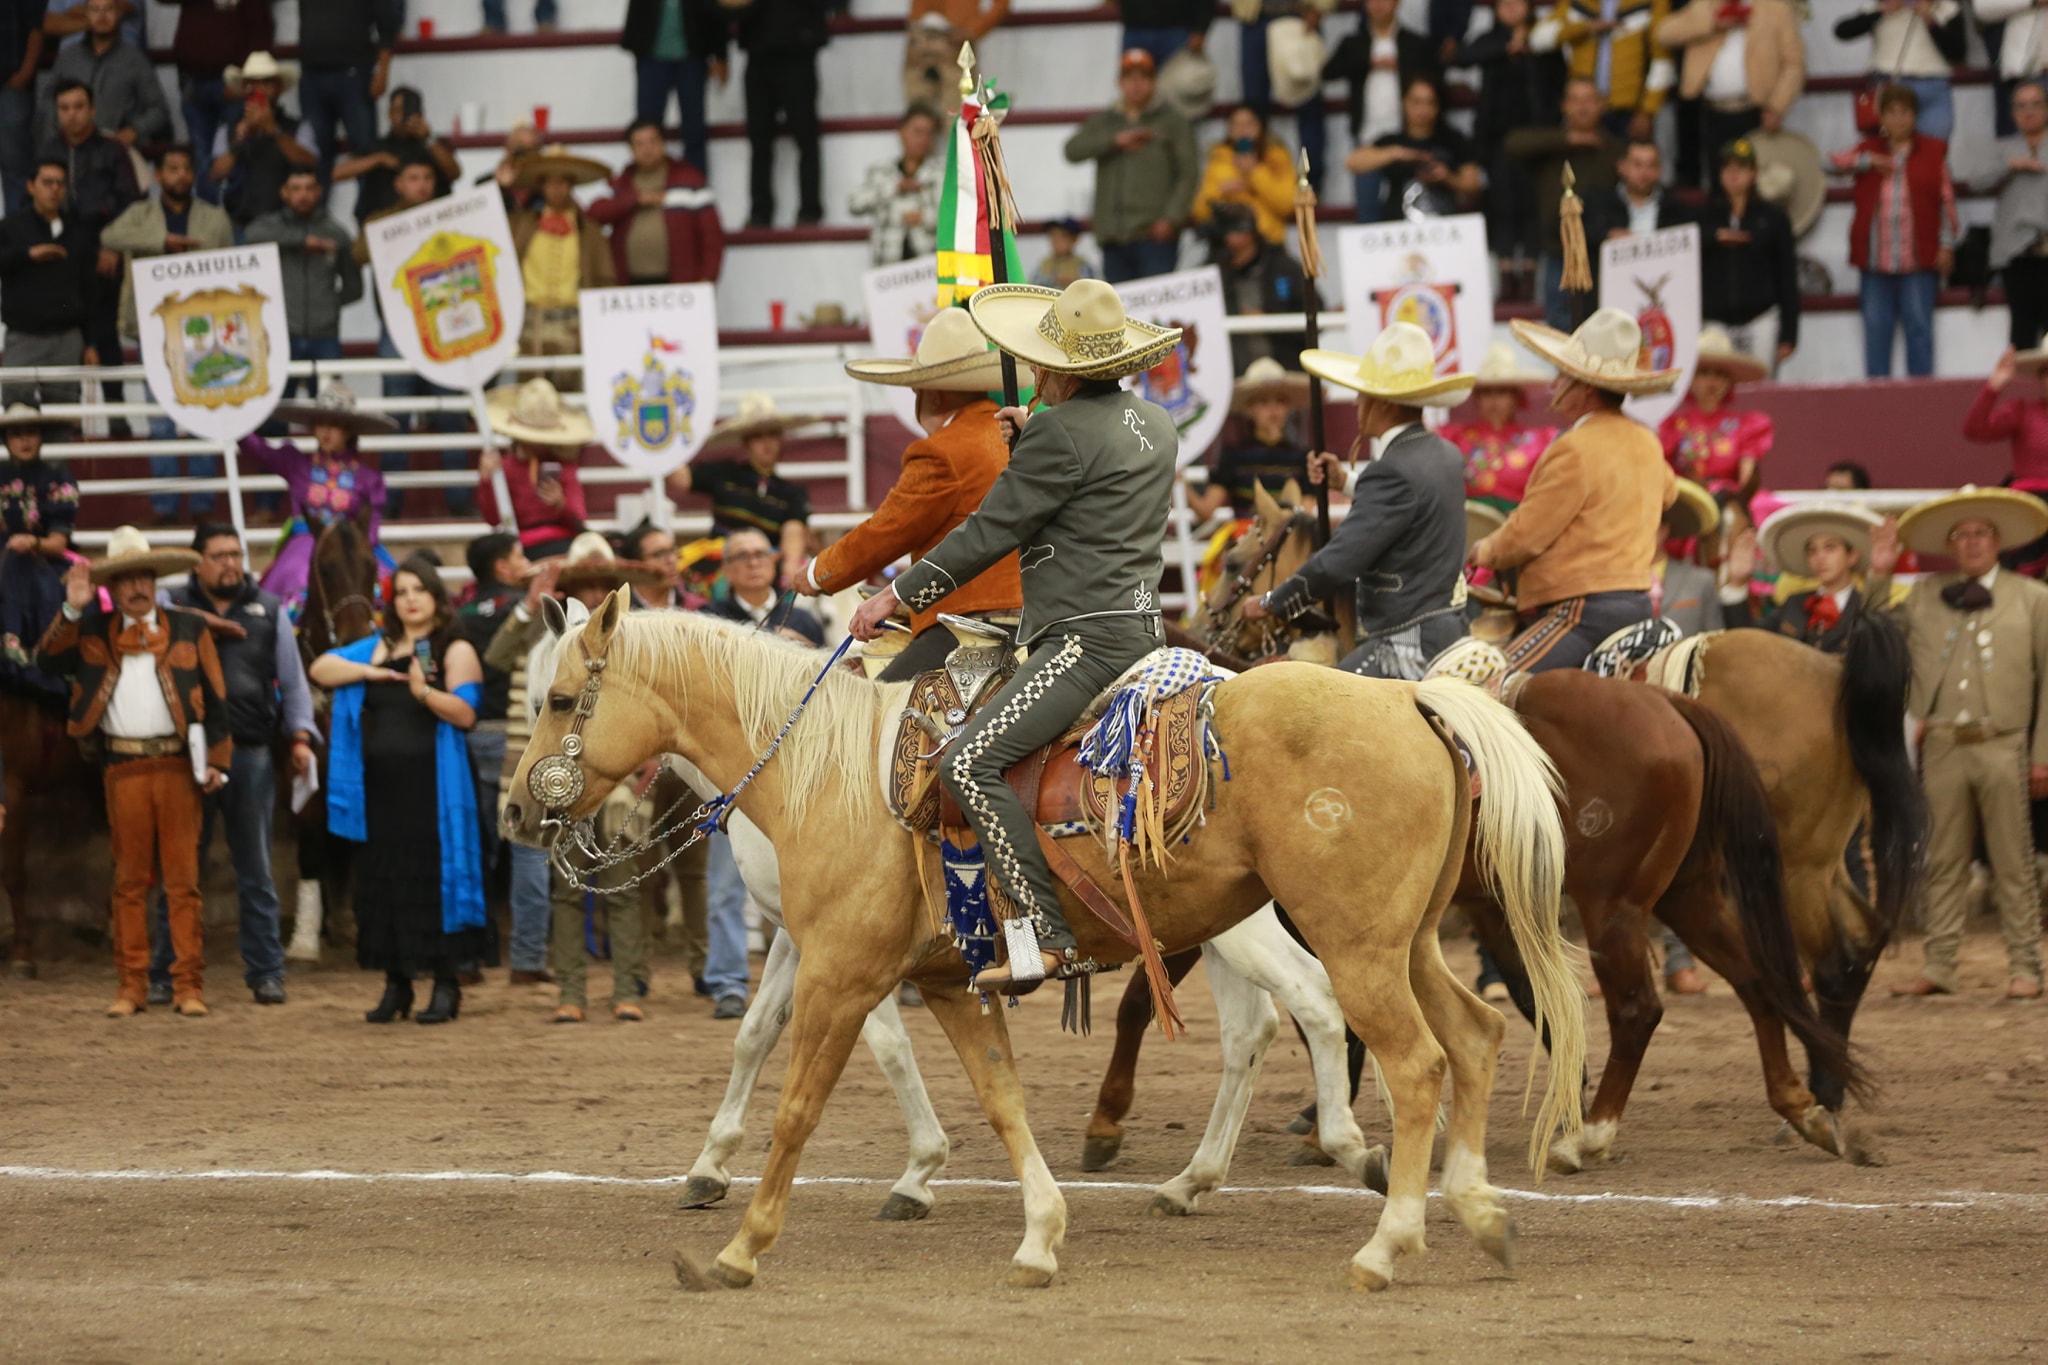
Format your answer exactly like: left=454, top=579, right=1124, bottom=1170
left=530, top=653, right=607, bottom=833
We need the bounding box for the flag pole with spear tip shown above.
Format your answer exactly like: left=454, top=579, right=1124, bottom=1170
left=959, top=42, right=1023, bottom=419
left=1292, top=148, right=1331, bottom=547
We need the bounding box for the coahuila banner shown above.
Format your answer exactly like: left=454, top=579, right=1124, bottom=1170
left=131, top=243, right=289, bottom=442
left=1599, top=222, right=1701, bottom=428
left=366, top=182, right=525, bottom=392
left=1116, top=266, right=1231, bottom=469
left=579, top=283, right=721, bottom=473
left=862, top=258, right=940, bottom=438
left=1335, top=213, right=1494, bottom=379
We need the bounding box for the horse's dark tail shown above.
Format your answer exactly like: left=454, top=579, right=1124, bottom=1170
left=1668, top=691, right=1870, bottom=1103
left=1838, top=607, right=1927, bottom=944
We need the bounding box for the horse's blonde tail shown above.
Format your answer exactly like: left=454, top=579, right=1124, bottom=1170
left=1413, top=677, right=1585, bottom=1179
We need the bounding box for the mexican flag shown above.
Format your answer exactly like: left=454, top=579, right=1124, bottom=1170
left=935, top=90, right=1024, bottom=309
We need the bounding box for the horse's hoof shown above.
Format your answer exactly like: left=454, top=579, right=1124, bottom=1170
left=675, top=1176, right=729, bottom=1210
left=1003, top=1262, right=1055, bottom=1289
left=874, top=1192, right=932, bottom=1222
left=1285, top=1111, right=1315, bottom=1136
left=8, top=959, right=35, bottom=981
left=1361, top=1144, right=1390, bottom=1196
left=1080, top=1134, right=1122, bottom=1172
left=1793, top=1105, right=1844, bottom=1158
left=1146, top=1193, right=1189, bottom=1218
left=671, top=1251, right=727, bottom=1292
left=710, top=1258, right=755, bottom=1290
left=1546, top=1139, right=1584, bottom=1176
left=1480, top=1215, right=1517, bottom=1271
left=1347, top=1262, right=1391, bottom=1293
left=1289, top=1141, right=1337, bottom=1168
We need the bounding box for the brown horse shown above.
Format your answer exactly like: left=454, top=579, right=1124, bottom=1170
left=0, top=686, right=99, bottom=976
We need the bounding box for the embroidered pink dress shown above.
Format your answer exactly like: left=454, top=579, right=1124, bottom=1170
left=1440, top=419, right=1556, bottom=510
left=1658, top=397, right=1773, bottom=494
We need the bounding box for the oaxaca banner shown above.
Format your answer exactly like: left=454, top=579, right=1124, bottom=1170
left=1335, top=213, right=1493, bottom=380
left=131, top=243, right=289, bottom=442
left=366, top=182, right=525, bottom=392
left=1599, top=222, right=1701, bottom=428
left=862, top=258, right=939, bottom=438
left=579, top=283, right=721, bottom=473
left=1116, top=265, right=1231, bottom=470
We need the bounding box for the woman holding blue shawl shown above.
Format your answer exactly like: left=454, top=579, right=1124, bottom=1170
left=309, top=555, right=486, bottom=1025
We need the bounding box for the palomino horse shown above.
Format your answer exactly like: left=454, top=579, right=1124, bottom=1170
left=507, top=590, right=1584, bottom=1292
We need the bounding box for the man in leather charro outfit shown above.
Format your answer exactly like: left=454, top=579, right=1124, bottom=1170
left=848, top=279, right=1180, bottom=988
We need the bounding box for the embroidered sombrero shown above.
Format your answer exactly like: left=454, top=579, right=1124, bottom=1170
left=1471, top=340, right=1547, bottom=393
left=90, top=525, right=201, bottom=585
left=967, top=279, right=1182, bottom=381
left=1693, top=326, right=1769, bottom=384
left=1758, top=502, right=1881, bottom=575
left=705, top=391, right=825, bottom=448
left=1897, top=485, right=2048, bottom=557
left=1229, top=356, right=1312, bottom=413
left=1301, top=321, right=1475, bottom=407
left=272, top=379, right=401, bottom=436
left=1510, top=307, right=1681, bottom=396
left=1662, top=478, right=1721, bottom=540
left=844, top=307, right=1005, bottom=392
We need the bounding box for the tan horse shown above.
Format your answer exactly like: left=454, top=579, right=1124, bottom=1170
left=504, top=589, right=1585, bottom=1292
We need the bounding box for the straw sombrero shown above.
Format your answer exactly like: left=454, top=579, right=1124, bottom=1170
left=1510, top=308, right=1681, bottom=396
left=1662, top=478, right=1722, bottom=541
left=1465, top=499, right=1506, bottom=548
left=272, top=379, right=400, bottom=436
left=1471, top=341, right=1546, bottom=394
left=705, top=392, right=824, bottom=448
left=0, top=401, right=54, bottom=431
left=487, top=377, right=594, bottom=447
left=1301, top=322, right=1476, bottom=407
left=512, top=144, right=611, bottom=190
left=1693, top=326, right=1769, bottom=384
left=1897, top=485, right=2048, bottom=557
left=90, top=525, right=200, bottom=585
left=1230, top=356, right=1312, bottom=413
left=552, top=530, right=669, bottom=591
left=844, top=307, right=1004, bottom=392
left=1757, top=502, right=1880, bottom=575
left=1746, top=128, right=1825, bottom=239
left=224, top=50, right=299, bottom=94
left=966, top=279, right=1182, bottom=381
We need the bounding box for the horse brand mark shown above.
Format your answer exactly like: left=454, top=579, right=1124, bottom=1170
left=1575, top=797, right=1614, bottom=839
left=1303, top=787, right=1351, bottom=833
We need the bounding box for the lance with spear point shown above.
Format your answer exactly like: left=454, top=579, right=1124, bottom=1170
left=1292, top=148, right=1331, bottom=548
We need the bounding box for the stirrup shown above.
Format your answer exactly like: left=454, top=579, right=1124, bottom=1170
left=971, top=948, right=1099, bottom=996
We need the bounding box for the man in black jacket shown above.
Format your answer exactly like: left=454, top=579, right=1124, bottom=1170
left=735, top=0, right=837, bottom=227
left=0, top=158, right=96, bottom=408
left=1208, top=203, right=1310, bottom=371
left=297, top=0, right=401, bottom=179
left=624, top=0, right=731, bottom=176
left=39, top=77, right=137, bottom=415
left=1585, top=138, right=1692, bottom=246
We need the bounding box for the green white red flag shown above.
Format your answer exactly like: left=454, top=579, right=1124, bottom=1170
left=935, top=88, right=1023, bottom=309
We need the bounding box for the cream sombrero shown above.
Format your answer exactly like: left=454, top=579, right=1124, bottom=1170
left=966, top=279, right=1181, bottom=381
left=1471, top=340, right=1546, bottom=393
left=1301, top=321, right=1475, bottom=407
left=552, top=530, right=670, bottom=591
left=1230, top=355, right=1312, bottom=413
left=487, top=377, right=594, bottom=447
left=224, top=50, right=299, bottom=94
left=1693, top=326, right=1769, bottom=384
left=1758, top=502, right=1880, bottom=575
left=1897, top=485, right=2048, bottom=557
left=273, top=378, right=400, bottom=436
left=91, top=525, right=200, bottom=585
left=1662, top=477, right=1722, bottom=541
left=844, top=307, right=1004, bottom=392
left=512, top=144, right=611, bottom=190
left=1510, top=308, right=1680, bottom=396
left=0, top=401, right=54, bottom=431
left=1465, top=499, right=1506, bottom=548
left=705, top=392, right=824, bottom=448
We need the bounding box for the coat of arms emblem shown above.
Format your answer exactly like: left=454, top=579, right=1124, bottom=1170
left=150, top=285, right=271, bottom=408
left=1135, top=319, right=1207, bottom=434
left=1372, top=252, right=1462, bottom=369
left=392, top=231, right=507, bottom=362
left=610, top=334, right=697, bottom=453
left=1634, top=273, right=1675, bottom=371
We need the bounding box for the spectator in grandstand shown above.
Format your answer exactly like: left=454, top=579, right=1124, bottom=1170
left=1030, top=216, right=1097, bottom=288
left=1981, top=0, right=2048, bottom=140
left=1208, top=202, right=1309, bottom=372
left=1976, top=81, right=2048, bottom=350
left=1440, top=342, right=1557, bottom=510
left=1963, top=346, right=2048, bottom=498
left=907, top=0, right=1011, bottom=95
left=1508, top=79, right=1620, bottom=329
left=621, top=521, right=691, bottom=610
left=1192, top=104, right=1298, bottom=243
left=849, top=103, right=944, bottom=268
left=103, top=145, right=233, bottom=524
left=1187, top=356, right=1311, bottom=521
left=1832, top=1, right=1963, bottom=147
left=1348, top=75, right=1480, bottom=223
left=1236, top=1, right=1331, bottom=191
left=239, top=380, right=397, bottom=613
left=1323, top=0, right=1437, bottom=222
left=40, top=0, right=137, bottom=49
left=246, top=168, right=361, bottom=398
left=208, top=51, right=317, bottom=230
left=0, top=2, right=39, bottom=217
left=335, top=86, right=460, bottom=225
left=1659, top=327, right=1772, bottom=502
left=623, top=0, right=729, bottom=176
left=1830, top=83, right=1956, bottom=379
left=700, top=528, right=821, bottom=638
left=1655, top=0, right=1804, bottom=190
left=1586, top=137, right=1689, bottom=245
left=484, top=0, right=558, bottom=33
left=735, top=0, right=834, bottom=228
left=510, top=147, right=616, bottom=377
left=47, top=0, right=167, bottom=149
left=478, top=378, right=593, bottom=559
left=1118, top=0, right=1212, bottom=69
left=297, top=0, right=400, bottom=181
left=1065, top=48, right=1199, bottom=283
left=165, top=0, right=273, bottom=204
left=1825, top=460, right=1873, bottom=490
left=0, top=403, right=76, bottom=702
left=1699, top=136, right=1799, bottom=371
left=40, top=77, right=136, bottom=418
left=453, top=529, right=528, bottom=964
left=1539, top=0, right=1673, bottom=141
left=483, top=121, right=542, bottom=212
left=475, top=555, right=559, bottom=987
left=590, top=118, right=726, bottom=285
left=667, top=392, right=817, bottom=588
left=1453, top=0, right=1563, bottom=299
left=0, top=158, right=95, bottom=410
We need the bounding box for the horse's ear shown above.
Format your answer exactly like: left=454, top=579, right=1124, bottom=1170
left=1251, top=479, right=1284, bottom=528
left=540, top=594, right=567, bottom=640
left=562, top=596, right=590, bottom=632
left=1279, top=478, right=1303, bottom=511
left=580, top=582, right=629, bottom=655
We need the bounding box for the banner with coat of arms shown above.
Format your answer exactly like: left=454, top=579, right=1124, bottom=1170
left=578, top=283, right=721, bottom=473
left=1115, top=266, right=1231, bottom=470
left=1335, top=213, right=1494, bottom=380
left=862, top=258, right=940, bottom=438
left=1600, top=222, right=1700, bottom=428
left=131, top=243, right=290, bottom=443
left=366, top=182, right=525, bottom=392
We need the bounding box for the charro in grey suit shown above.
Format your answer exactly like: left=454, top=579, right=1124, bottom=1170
left=1262, top=423, right=1469, bottom=678
left=893, top=388, right=1177, bottom=963
left=1656, top=556, right=1725, bottom=637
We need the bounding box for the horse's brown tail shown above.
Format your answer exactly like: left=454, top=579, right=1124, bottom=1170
left=1667, top=692, right=1870, bottom=1103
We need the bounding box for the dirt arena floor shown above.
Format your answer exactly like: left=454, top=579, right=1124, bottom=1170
left=3, top=927, right=2044, bottom=1363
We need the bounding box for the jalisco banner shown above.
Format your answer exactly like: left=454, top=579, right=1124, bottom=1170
left=1115, top=266, right=1232, bottom=470
left=366, top=183, right=525, bottom=392
left=579, top=283, right=722, bottom=474
left=1599, top=222, right=1701, bottom=429
left=1335, top=214, right=1494, bottom=381
left=131, top=243, right=290, bottom=443
left=862, top=258, right=941, bottom=438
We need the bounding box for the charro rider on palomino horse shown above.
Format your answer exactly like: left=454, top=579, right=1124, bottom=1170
left=1238, top=321, right=1475, bottom=679
left=848, top=277, right=1180, bottom=990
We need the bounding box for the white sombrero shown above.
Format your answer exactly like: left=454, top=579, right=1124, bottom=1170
left=1465, top=499, right=1506, bottom=548
left=272, top=378, right=401, bottom=436
left=90, top=525, right=200, bottom=585
left=487, top=377, right=594, bottom=447
left=967, top=279, right=1182, bottom=381
left=1661, top=477, right=1722, bottom=540
left=224, top=50, right=299, bottom=94
left=1897, top=485, right=2048, bottom=557
left=844, top=307, right=1004, bottom=392
left=1230, top=355, right=1312, bottom=413
left=1510, top=308, right=1681, bottom=396
left=0, top=401, right=53, bottom=431
left=1693, top=326, right=1769, bottom=384
left=1301, top=322, right=1476, bottom=407
left=705, top=391, right=825, bottom=448
left=1757, top=502, right=1881, bottom=575
left=1471, top=340, right=1547, bottom=393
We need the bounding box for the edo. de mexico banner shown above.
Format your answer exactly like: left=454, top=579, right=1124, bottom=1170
left=1335, top=213, right=1494, bottom=380
left=1599, top=223, right=1701, bottom=428
left=366, top=182, right=525, bottom=392
left=862, top=258, right=939, bottom=438
left=131, top=243, right=290, bottom=443
left=1116, top=266, right=1231, bottom=470
left=579, top=283, right=722, bottom=474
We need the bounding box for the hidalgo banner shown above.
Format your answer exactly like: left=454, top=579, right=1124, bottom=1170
left=1116, top=266, right=1231, bottom=470
left=1335, top=213, right=1493, bottom=378
left=862, top=258, right=939, bottom=438
left=366, top=182, right=524, bottom=392
left=579, top=283, right=722, bottom=473
left=131, top=243, right=290, bottom=443
left=1599, top=222, right=1701, bottom=428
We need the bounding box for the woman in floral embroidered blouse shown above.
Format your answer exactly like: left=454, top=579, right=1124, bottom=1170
left=1657, top=327, right=1773, bottom=502
left=0, top=403, right=78, bottom=697
left=240, top=381, right=398, bottom=616
left=1439, top=343, right=1556, bottom=511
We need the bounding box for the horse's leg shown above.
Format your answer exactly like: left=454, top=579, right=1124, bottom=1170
left=2, top=772, right=31, bottom=976
left=861, top=988, right=952, bottom=1221
left=678, top=925, right=801, bottom=1209
left=1148, top=945, right=1279, bottom=1216
left=1408, top=923, right=1513, bottom=1267
left=919, top=981, right=1068, bottom=1287
left=1808, top=869, right=1874, bottom=1113
left=1081, top=948, right=1199, bottom=1171
left=1338, top=961, right=1445, bottom=1291
left=286, top=807, right=324, bottom=962
left=1549, top=900, right=1662, bottom=1175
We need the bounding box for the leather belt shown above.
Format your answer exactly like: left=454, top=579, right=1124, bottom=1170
left=105, top=735, right=186, bottom=758
left=1933, top=720, right=2003, bottom=745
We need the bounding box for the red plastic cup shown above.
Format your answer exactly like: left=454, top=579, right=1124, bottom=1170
left=770, top=301, right=788, bottom=331
left=419, top=17, right=435, bottom=37
left=533, top=105, right=550, bottom=132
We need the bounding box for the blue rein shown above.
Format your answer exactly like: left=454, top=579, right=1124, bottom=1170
left=692, top=632, right=856, bottom=836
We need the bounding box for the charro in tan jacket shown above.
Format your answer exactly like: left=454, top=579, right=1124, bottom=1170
left=1871, top=566, right=2048, bottom=764
left=1655, top=0, right=1806, bottom=113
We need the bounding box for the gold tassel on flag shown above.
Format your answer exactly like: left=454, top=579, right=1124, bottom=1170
left=1558, top=163, right=1593, bottom=295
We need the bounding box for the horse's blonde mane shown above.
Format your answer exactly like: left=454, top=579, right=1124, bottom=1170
left=601, top=611, right=884, bottom=821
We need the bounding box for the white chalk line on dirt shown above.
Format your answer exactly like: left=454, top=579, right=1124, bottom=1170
left=2, top=1165, right=2042, bottom=1214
